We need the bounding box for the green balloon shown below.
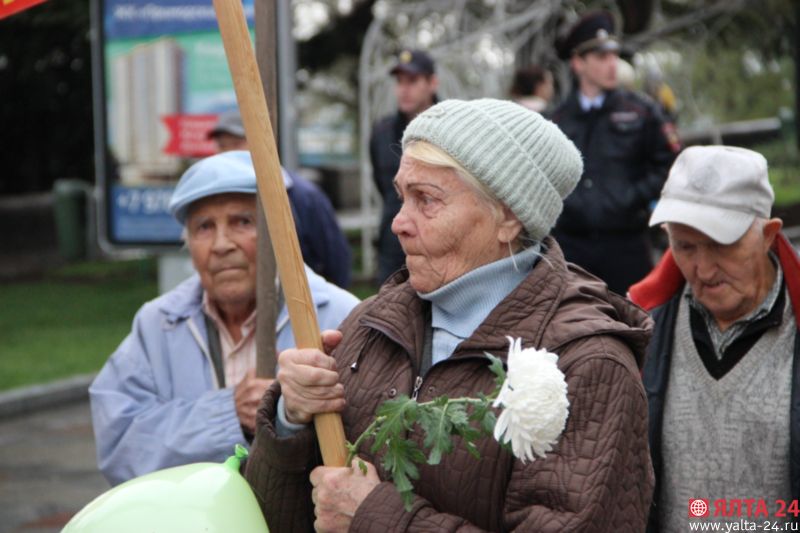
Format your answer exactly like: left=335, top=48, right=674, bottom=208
left=64, top=446, right=269, bottom=533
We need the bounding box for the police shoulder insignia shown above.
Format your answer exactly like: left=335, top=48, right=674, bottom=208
left=663, top=122, right=681, bottom=153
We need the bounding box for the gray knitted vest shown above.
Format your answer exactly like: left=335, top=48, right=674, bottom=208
left=658, top=288, right=795, bottom=531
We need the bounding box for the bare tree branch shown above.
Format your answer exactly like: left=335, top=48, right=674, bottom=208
left=625, top=0, right=752, bottom=50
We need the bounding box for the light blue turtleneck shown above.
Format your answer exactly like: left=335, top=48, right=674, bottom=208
left=276, top=243, right=542, bottom=436
left=417, top=244, right=541, bottom=366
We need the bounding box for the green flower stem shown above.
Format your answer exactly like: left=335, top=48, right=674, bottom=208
left=345, top=394, right=499, bottom=466
left=346, top=415, right=387, bottom=465
left=341, top=354, right=507, bottom=509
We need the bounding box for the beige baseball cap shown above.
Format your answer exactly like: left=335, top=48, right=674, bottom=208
left=649, top=145, right=774, bottom=244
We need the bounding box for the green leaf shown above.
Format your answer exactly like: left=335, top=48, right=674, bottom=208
left=469, top=396, right=490, bottom=423
left=375, top=394, right=416, bottom=421
left=418, top=404, right=453, bottom=466
left=370, top=396, right=417, bottom=454
left=481, top=410, right=497, bottom=434
left=357, top=459, right=368, bottom=476
left=454, top=423, right=481, bottom=444
left=451, top=403, right=482, bottom=454
left=464, top=440, right=481, bottom=460
left=432, top=396, right=449, bottom=407
left=485, top=352, right=506, bottom=389
left=448, top=403, right=469, bottom=428
left=381, top=437, right=425, bottom=511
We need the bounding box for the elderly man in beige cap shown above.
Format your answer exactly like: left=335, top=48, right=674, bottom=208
left=629, top=145, right=800, bottom=531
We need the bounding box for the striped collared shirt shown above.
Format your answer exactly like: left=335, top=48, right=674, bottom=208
left=202, top=292, right=257, bottom=387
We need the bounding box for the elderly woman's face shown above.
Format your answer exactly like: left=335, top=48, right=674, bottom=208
left=186, top=193, right=257, bottom=313
left=391, top=155, right=516, bottom=293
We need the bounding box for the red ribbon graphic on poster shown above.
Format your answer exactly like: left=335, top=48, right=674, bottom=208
left=0, top=0, right=48, bottom=20
left=162, top=114, right=219, bottom=158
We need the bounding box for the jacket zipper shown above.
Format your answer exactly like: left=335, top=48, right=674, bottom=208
left=411, top=375, right=424, bottom=400
left=360, top=317, right=421, bottom=398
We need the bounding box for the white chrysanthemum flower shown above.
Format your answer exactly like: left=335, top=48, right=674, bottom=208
left=492, top=337, right=569, bottom=462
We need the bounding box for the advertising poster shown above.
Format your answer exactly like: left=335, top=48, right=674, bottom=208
left=101, top=0, right=254, bottom=244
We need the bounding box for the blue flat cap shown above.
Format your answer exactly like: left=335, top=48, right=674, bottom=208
left=169, top=150, right=257, bottom=224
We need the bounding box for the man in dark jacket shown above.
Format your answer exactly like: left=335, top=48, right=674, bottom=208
left=207, top=111, right=352, bottom=288
left=629, top=146, right=800, bottom=531
left=284, top=169, right=352, bottom=288
left=551, top=11, right=679, bottom=295
left=369, top=49, right=438, bottom=283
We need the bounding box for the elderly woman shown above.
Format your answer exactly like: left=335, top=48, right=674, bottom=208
left=245, top=99, right=654, bottom=531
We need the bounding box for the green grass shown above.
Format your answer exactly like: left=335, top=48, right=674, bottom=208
left=751, top=136, right=800, bottom=207
left=0, top=258, right=157, bottom=390
left=771, top=166, right=800, bottom=207
left=350, top=280, right=379, bottom=301
left=345, top=228, right=380, bottom=300
left=0, top=255, right=378, bottom=391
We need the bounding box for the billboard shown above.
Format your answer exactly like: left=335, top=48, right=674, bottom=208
left=95, top=0, right=255, bottom=246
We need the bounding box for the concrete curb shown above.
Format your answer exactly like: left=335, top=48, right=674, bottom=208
left=0, top=373, right=96, bottom=419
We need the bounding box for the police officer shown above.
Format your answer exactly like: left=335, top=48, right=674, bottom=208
left=551, top=11, right=680, bottom=295
left=369, top=49, right=438, bottom=284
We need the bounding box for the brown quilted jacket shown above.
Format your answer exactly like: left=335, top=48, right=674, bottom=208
left=245, top=238, right=655, bottom=532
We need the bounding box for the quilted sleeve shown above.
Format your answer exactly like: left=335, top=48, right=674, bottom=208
left=244, top=382, right=321, bottom=533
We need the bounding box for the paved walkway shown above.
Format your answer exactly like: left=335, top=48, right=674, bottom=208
left=0, top=400, right=108, bottom=533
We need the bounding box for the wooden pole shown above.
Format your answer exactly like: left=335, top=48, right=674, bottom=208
left=253, top=0, right=278, bottom=380
left=213, top=0, right=348, bottom=467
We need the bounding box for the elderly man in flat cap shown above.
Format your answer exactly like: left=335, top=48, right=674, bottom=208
left=551, top=10, right=680, bottom=296
left=629, top=146, right=800, bottom=531
left=89, top=151, right=359, bottom=486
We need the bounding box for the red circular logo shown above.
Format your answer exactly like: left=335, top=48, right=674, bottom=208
left=689, top=499, right=709, bottom=518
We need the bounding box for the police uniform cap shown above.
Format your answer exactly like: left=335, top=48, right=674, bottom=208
left=389, top=49, right=435, bottom=77
left=556, top=11, right=620, bottom=60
